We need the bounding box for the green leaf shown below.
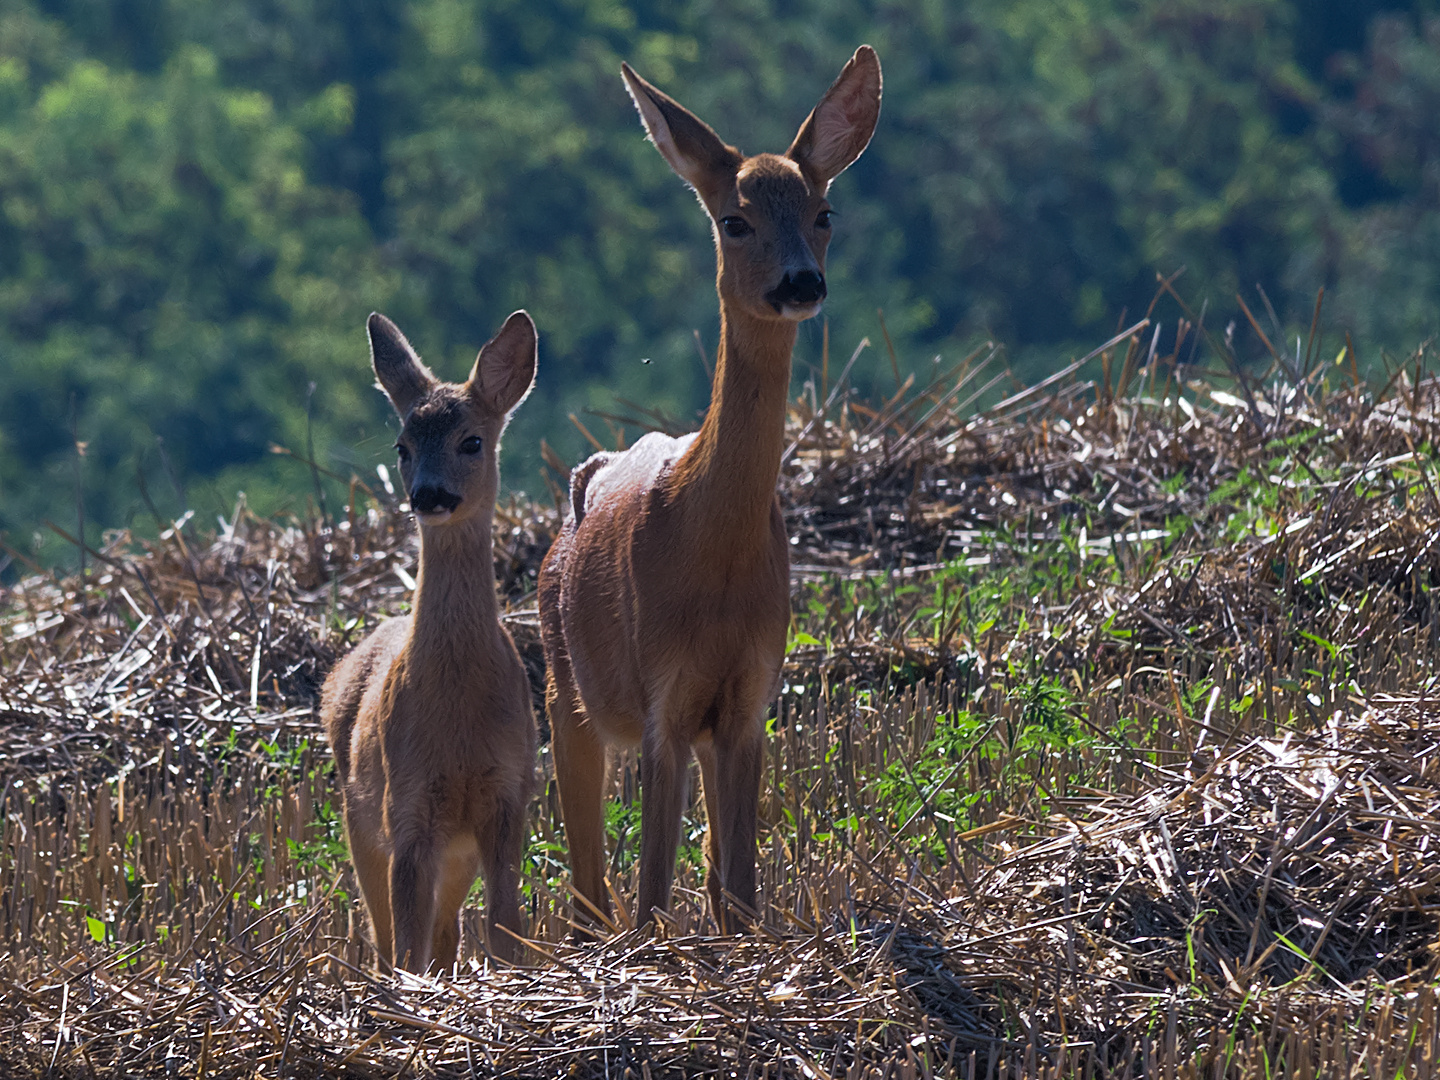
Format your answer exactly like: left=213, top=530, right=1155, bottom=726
left=1298, top=631, right=1339, bottom=659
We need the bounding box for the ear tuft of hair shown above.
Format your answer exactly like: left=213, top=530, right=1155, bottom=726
left=368, top=313, right=436, bottom=417
left=468, top=310, right=538, bottom=419
left=786, top=45, right=883, bottom=190
left=621, top=62, right=743, bottom=199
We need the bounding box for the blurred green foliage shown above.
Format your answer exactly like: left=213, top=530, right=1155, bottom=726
left=2, top=0, right=1439, bottom=567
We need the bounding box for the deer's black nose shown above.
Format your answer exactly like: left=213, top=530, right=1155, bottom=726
left=767, top=270, right=827, bottom=310
left=410, top=485, right=461, bottom=514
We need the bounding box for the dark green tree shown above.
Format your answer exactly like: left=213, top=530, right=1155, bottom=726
left=3, top=0, right=1439, bottom=569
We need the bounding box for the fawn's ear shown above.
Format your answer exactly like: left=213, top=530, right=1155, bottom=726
left=467, top=310, right=537, bottom=418
left=622, top=62, right=743, bottom=204
left=369, top=313, right=436, bottom=417
left=786, top=45, right=882, bottom=191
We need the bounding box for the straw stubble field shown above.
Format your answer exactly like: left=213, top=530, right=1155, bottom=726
left=1, top=319, right=1439, bottom=1077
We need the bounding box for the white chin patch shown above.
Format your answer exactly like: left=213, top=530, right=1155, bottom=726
left=415, top=509, right=455, bottom=526
left=780, top=301, right=824, bottom=322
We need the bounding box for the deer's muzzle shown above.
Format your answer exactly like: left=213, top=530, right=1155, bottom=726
left=766, top=270, right=826, bottom=312
left=410, top=485, right=461, bottom=515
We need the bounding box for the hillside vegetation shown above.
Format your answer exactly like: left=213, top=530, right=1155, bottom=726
left=0, top=315, right=1437, bottom=1076
left=4, top=1, right=1440, bottom=566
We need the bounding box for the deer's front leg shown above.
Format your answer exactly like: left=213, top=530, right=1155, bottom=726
left=636, top=723, right=691, bottom=926
left=710, top=718, right=764, bottom=932
left=480, top=798, right=528, bottom=961
left=387, top=814, right=440, bottom=973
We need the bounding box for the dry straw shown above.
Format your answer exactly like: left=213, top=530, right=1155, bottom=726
left=1, top=323, right=1438, bottom=1076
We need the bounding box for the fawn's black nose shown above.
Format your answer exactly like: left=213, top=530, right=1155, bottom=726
left=767, top=269, right=827, bottom=310
left=410, top=485, right=461, bottom=515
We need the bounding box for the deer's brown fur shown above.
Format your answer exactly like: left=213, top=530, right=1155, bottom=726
left=322, top=311, right=538, bottom=971
left=538, top=48, right=881, bottom=931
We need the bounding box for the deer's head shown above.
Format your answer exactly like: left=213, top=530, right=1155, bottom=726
left=622, top=47, right=881, bottom=324
left=368, top=311, right=536, bottom=528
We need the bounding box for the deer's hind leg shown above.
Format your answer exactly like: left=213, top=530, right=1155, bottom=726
left=695, top=741, right=726, bottom=931
left=547, top=650, right=612, bottom=932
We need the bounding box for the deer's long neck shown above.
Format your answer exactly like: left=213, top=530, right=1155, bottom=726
left=408, top=513, right=502, bottom=663
left=669, top=304, right=797, bottom=556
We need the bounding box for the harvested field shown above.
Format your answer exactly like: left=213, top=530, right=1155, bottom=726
left=2, top=315, right=1439, bottom=1077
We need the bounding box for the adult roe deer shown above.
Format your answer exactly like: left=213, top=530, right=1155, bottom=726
left=538, top=47, right=882, bottom=932
left=322, top=311, right=538, bottom=971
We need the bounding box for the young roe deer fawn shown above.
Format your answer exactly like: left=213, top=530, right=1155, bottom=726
left=322, top=311, right=538, bottom=971
left=538, top=48, right=882, bottom=932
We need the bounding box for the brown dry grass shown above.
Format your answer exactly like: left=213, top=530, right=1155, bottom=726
left=1, top=318, right=1439, bottom=1077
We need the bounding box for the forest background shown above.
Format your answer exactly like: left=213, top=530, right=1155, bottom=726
left=2, top=0, right=1439, bottom=569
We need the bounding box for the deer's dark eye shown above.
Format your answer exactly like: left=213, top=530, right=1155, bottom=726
left=720, top=216, right=752, bottom=238
left=459, top=435, right=484, bottom=455
left=395, top=442, right=410, bottom=461
left=815, top=210, right=834, bottom=229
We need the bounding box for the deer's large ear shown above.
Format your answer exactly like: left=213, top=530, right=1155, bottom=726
left=622, top=62, right=743, bottom=202
left=369, top=313, right=435, bottom=417
left=786, top=45, right=882, bottom=190
left=467, top=310, right=537, bottom=418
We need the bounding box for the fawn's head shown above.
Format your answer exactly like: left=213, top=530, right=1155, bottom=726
left=622, top=47, right=881, bottom=324
left=368, top=311, right=537, bottom=528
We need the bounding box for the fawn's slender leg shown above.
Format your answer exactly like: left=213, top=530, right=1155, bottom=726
left=389, top=824, right=440, bottom=972
left=347, top=816, right=395, bottom=968
left=430, top=837, right=481, bottom=972
left=480, top=800, right=527, bottom=961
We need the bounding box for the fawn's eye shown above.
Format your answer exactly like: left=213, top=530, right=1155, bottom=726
left=815, top=209, right=834, bottom=229
left=720, top=216, right=752, bottom=238
left=459, top=435, right=484, bottom=455
left=394, top=442, right=410, bottom=461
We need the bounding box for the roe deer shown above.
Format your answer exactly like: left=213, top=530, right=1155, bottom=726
left=322, top=310, right=538, bottom=971
left=538, top=48, right=881, bottom=932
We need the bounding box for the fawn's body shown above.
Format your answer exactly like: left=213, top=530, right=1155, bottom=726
left=539, top=48, right=882, bottom=931
left=323, top=312, right=538, bottom=971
